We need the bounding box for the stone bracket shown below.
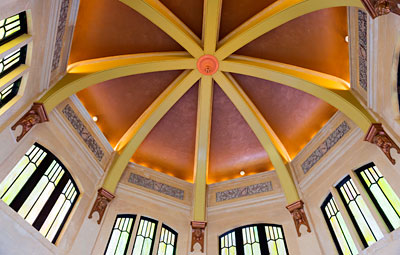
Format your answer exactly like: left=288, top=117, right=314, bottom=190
left=11, top=102, right=49, bottom=142
left=88, top=188, right=115, bottom=224
left=286, top=200, right=311, bottom=237
left=361, top=0, right=400, bottom=18
left=191, top=221, right=207, bottom=253
left=365, top=123, right=400, bottom=165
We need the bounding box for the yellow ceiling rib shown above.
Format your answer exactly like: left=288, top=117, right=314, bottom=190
left=193, top=76, right=213, bottom=221
left=215, top=0, right=364, bottom=60
left=214, top=71, right=299, bottom=203
left=38, top=52, right=196, bottom=111
left=119, top=0, right=203, bottom=58
left=202, top=0, right=223, bottom=54
left=103, top=70, right=202, bottom=192
left=220, top=55, right=376, bottom=132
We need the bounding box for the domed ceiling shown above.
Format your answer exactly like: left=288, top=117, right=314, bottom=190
left=69, top=0, right=349, bottom=183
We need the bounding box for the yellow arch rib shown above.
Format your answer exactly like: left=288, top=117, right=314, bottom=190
left=215, top=0, right=363, bottom=60
left=103, top=70, right=201, bottom=192
left=202, top=0, right=223, bottom=54
left=120, top=0, right=203, bottom=58
left=220, top=55, right=376, bottom=133
left=38, top=52, right=196, bottom=112
left=214, top=71, right=299, bottom=203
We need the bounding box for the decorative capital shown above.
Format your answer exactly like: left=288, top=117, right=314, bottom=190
left=361, top=0, right=400, bottom=18
left=191, top=221, right=207, bottom=253
left=88, top=188, right=115, bottom=224
left=365, top=123, right=400, bottom=165
left=286, top=200, right=311, bottom=237
left=11, top=103, right=49, bottom=142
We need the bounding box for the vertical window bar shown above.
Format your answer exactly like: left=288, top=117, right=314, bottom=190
left=264, top=225, right=288, bottom=255
left=132, top=217, right=158, bottom=255
left=157, top=224, right=178, bottom=255
left=356, top=163, right=400, bottom=231
left=336, top=176, right=384, bottom=247
left=321, top=194, right=358, bottom=255
left=105, top=214, right=136, bottom=255
left=0, top=12, right=27, bottom=45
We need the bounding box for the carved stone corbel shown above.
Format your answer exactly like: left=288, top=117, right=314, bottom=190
left=191, top=221, right=207, bottom=253
left=11, top=102, right=49, bottom=142
left=361, top=0, right=400, bottom=18
left=88, top=188, right=115, bottom=224
left=365, top=123, right=400, bottom=165
left=286, top=200, right=311, bottom=237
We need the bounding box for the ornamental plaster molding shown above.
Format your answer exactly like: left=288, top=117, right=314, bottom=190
left=62, top=104, right=105, bottom=161
left=51, top=0, right=70, bottom=72
left=128, top=173, right=184, bottom=200
left=215, top=181, right=273, bottom=202
left=358, top=10, right=369, bottom=91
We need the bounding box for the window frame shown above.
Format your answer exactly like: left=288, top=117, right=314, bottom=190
left=0, top=12, right=27, bottom=46
left=104, top=214, right=136, bottom=255
left=0, top=142, right=80, bottom=244
left=157, top=223, right=178, bottom=255
left=219, top=223, right=289, bottom=255
left=131, top=216, right=158, bottom=255
left=355, top=162, right=400, bottom=231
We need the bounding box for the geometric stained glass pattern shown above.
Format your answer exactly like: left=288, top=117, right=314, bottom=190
left=132, top=217, right=158, bottom=255
left=219, top=224, right=288, bottom=255
left=336, top=176, right=383, bottom=248
left=157, top=224, right=177, bottom=255
left=356, top=163, right=400, bottom=231
left=0, top=45, right=27, bottom=79
left=105, top=215, right=136, bottom=255
left=0, top=12, right=27, bottom=46
left=321, top=194, right=359, bottom=255
left=0, top=143, right=80, bottom=244
left=0, top=77, right=21, bottom=108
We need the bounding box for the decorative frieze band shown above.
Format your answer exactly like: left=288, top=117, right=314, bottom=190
left=216, top=181, right=273, bottom=202
left=358, top=10, right=368, bottom=91
left=128, top=173, right=184, bottom=200
left=301, top=121, right=351, bottom=174
left=62, top=104, right=104, bottom=161
left=51, top=0, right=70, bottom=72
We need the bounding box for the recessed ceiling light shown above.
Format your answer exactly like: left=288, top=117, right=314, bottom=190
left=345, top=35, right=349, bottom=43
left=240, top=170, right=245, bottom=176
left=92, top=116, right=98, bottom=122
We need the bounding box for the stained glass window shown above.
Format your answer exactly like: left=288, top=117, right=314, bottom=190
left=219, top=224, right=288, bottom=255
left=105, top=215, right=136, bottom=255
left=0, top=143, right=80, bottom=243
left=321, top=194, right=358, bottom=255
left=356, top=163, right=400, bottom=231
left=0, top=45, right=27, bottom=79
left=0, top=77, right=21, bottom=108
left=157, top=224, right=177, bottom=255
left=132, top=217, right=157, bottom=255
left=336, top=176, right=384, bottom=247
left=0, top=12, right=27, bottom=45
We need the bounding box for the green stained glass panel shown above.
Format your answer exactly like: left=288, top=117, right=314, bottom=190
left=105, top=215, right=136, bottom=255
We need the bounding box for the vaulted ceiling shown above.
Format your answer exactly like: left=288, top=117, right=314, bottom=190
left=70, top=0, right=349, bottom=183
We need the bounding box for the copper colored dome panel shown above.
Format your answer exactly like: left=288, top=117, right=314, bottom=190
left=69, top=0, right=183, bottom=64
left=209, top=83, right=272, bottom=183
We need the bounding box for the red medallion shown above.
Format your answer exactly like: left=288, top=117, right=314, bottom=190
left=197, top=55, right=219, bottom=75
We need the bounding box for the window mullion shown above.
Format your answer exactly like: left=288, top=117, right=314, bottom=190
left=257, top=225, right=268, bottom=255
left=31, top=173, right=69, bottom=230
left=236, top=229, right=244, bottom=255
left=8, top=154, right=53, bottom=211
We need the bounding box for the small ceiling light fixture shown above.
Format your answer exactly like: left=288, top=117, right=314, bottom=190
left=345, top=35, right=349, bottom=43
left=240, top=170, right=245, bottom=176
left=92, top=116, right=98, bottom=122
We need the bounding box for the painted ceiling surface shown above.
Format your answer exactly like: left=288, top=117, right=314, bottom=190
left=71, top=0, right=349, bottom=183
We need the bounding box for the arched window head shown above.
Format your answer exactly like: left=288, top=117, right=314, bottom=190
left=219, top=224, right=288, bottom=255
left=105, top=214, right=136, bottom=255
left=0, top=143, right=80, bottom=244
left=0, top=12, right=27, bottom=45
left=157, top=224, right=177, bottom=255
left=132, top=217, right=158, bottom=255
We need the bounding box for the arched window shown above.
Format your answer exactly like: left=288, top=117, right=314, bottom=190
left=355, top=163, right=400, bottom=231
left=0, top=12, right=28, bottom=111
left=157, top=224, right=177, bottom=255
left=0, top=143, right=80, bottom=243
left=132, top=217, right=158, bottom=255
left=105, top=214, right=136, bottom=255
left=336, top=176, right=383, bottom=247
left=219, top=224, right=288, bottom=255
left=321, top=194, right=358, bottom=255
